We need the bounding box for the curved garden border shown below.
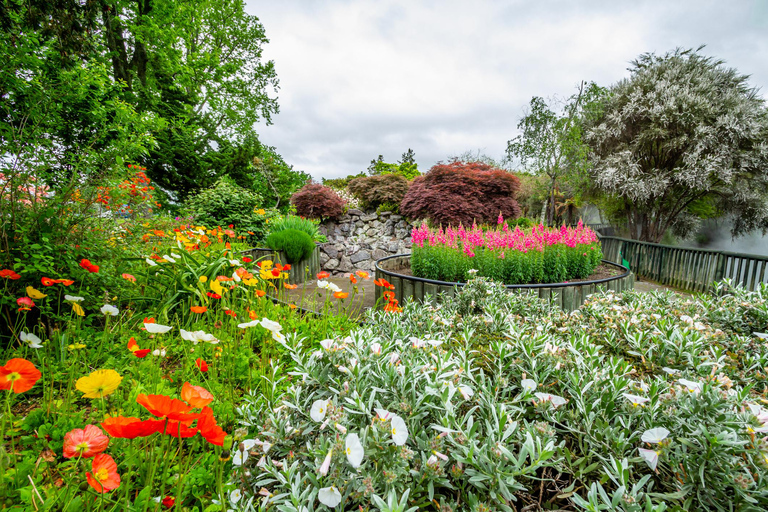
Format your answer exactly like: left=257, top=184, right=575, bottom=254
left=374, top=254, right=633, bottom=311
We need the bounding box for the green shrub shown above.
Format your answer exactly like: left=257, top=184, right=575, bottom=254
left=348, top=174, right=410, bottom=212
left=267, top=215, right=324, bottom=242
left=265, top=228, right=316, bottom=263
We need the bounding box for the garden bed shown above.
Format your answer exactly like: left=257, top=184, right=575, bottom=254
left=242, top=245, right=321, bottom=284
left=375, top=254, right=633, bottom=311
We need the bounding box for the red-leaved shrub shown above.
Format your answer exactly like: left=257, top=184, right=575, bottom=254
left=347, top=174, right=410, bottom=210
left=290, top=183, right=345, bottom=220
left=400, top=161, right=521, bottom=226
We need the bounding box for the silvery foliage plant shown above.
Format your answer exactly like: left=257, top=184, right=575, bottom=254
left=230, top=277, right=768, bottom=511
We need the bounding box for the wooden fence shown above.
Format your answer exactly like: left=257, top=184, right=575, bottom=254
left=600, top=236, right=768, bottom=293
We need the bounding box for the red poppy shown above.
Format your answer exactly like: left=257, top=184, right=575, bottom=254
left=86, top=454, right=120, bottom=493
left=121, top=273, right=136, bottom=283
left=101, top=416, right=165, bottom=439
left=137, top=394, right=199, bottom=423
left=0, top=269, right=21, bottom=280
left=163, top=421, right=199, bottom=438
left=181, top=382, right=214, bottom=408
left=206, top=292, right=221, bottom=299
left=197, top=406, right=226, bottom=446
left=0, top=358, right=41, bottom=394
left=271, top=269, right=280, bottom=278
left=224, top=309, right=237, bottom=318
left=349, top=274, right=357, bottom=284
left=63, top=425, right=109, bottom=458
left=374, top=278, right=392, bottom=288
left=195, top=358, right=208, bottom=372
left=242, top=257, right=252, bottom=263
left=162, top=496, right=176, bottom=509
left=144, top=317, right=156, bottom=324
left=57, top=279, right=75, bottom=286
left=79, top=259, right=99, bottom=273
left=383, top=291, right=395, bottom=301
left=317, top=271, right=330, bottom=279
left=41, top=277, right=56, bottom=286
left=16, top=297, right=34, bottom=311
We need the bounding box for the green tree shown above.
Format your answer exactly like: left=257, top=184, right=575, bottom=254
left=506, top=82, right=606, bottom=225
left=586, top=48, right=768, bottom=242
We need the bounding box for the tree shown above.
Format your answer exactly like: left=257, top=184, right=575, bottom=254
left=586, top=48, right=768, bottom=242
left=399, top=148, right=416, bottom=165
left=367, top=155, right=398, bottom=175
left=506, top=82, right=606, bottom=225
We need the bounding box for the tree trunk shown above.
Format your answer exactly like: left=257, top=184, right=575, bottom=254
left=101, top=2, right=131, bottom=88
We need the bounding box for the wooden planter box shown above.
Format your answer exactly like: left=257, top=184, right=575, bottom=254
left=374, top=254, right=634, bottom=312
left=242, top=245, right=321, bottom=285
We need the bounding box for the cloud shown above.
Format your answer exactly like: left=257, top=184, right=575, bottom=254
left=246, top=0, right=768, bottom=179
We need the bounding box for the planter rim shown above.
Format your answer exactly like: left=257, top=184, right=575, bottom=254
left=375, top=253, right=630, bottom=290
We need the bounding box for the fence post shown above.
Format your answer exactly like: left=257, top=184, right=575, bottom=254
left=713, top=253, right=726, bottom=283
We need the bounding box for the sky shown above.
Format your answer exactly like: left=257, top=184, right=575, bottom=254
left=245, top=0, right=768, bottom=181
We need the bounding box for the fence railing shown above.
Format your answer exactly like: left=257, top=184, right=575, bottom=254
left=600, top=236, right=768, bottom=293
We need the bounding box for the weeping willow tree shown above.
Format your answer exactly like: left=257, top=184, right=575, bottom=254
left=586, top=47, right=768, bottom=243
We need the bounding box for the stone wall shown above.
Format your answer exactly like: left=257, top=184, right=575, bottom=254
left=317, top=209, right=418, bottom=275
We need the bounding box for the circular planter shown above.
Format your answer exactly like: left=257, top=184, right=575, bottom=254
left=374, top=254, right=633, bottom=312
left=242, top=245, right=321, bottom=285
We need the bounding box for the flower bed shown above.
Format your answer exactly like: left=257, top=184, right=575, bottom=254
left=410, top=219, right=602, bottom=285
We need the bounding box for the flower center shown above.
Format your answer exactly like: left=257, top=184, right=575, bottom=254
left=391, top=427, right=397, bottom=435
left=76, top=442, right=89, bottom=453
left=7, top=372, right=20, bottom=382
left=95, top=468, right=109, bottom=482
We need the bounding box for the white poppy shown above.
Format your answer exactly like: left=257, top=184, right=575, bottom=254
left=64, top=295, right=84, bottom=302
left=317, top=280, right=330, bottom=289
left=467, top=269, right=478, bottom=275
left=426, top=339, right=444, bottom=347
left=641, top=427, right=670, bottom=444
left=375, top=408, right=393, bottom=420
left=100, top=304, right=119, bottom=316
left=318, top=486, right=342, bottom=508
left=318, top=449, right=332, bottom=476
left=152, top=348, right=167, bottom=357
left=662, top=367, right=680, bottom=375
left=144, top=322, right=172, bottom=334
left=237, top=320, right=261, bottom=328
left=345, top=433, right=364, bottom=468
left=230, top=488, right=242, bottom=505
left=260, top=318, right=283, bottom=333
left=232, top=271, right=241, bottom=282
left=272, top=331, right=286, bottom=343
left=180, top=329, right=219, bottom=344
left=390, top=415, right=409, bottom=445
left=370, top=343, right=382, bottom=355
left=162, top=254, right=176, bottom=263
left=535, top=392, right=567, bottom=408
left=328, top=282, right=342, bottom=293
left=171, top=252, right=181, bottom=259
left=693, top=322, right=706, bottom=331
left=233, top=439, right=258, bottom=466
left=678, top=378, right=702, bottom=393
left=320, top=339, right=334, bottom=351
left=311, top=399, right=330, bottom=422
left=145, top=258, right=158, bottom=267
left=638, top=447, right=660, bottom=471
left=622, top=393, right=650, bottom=406
left=521, top=379, right=537, bottom=392
left=458, top=385, right=474, bottom=400
left=229, top=259, right=240, bottom=266
left=20, top=332, right=43, bottom=349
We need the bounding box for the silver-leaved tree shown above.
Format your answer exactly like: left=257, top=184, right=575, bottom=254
left=586, top=47, right=768, bottom=242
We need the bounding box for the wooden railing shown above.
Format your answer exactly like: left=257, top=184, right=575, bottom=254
left=600, top=236, right=768, bottom=292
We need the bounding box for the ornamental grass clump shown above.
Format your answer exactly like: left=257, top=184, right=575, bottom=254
left=410, top=217, right=602, bottom=284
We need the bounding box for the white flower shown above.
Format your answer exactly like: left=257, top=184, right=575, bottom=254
left=180, top=329, right=219, bottom=344
left=390, top=414, right=409, bottom=445
left=320, top=339, right=334, bottom=351
left=237, top=320, right=261, bottom=328
left=375, top=408, right=393, bottom=420
left=272, top=331, right=286, bottom=343
left=152, top=348, right=167, bottom=357
left=641, top=427, right=670, bottom=444
left=230, top=488, right=242, bottom=505
left=467, top=269, right=478, bottom=275
left=693, top=321, right=706, bottom=331
left=100, top=304, right=119, bottom=316
left=426, top=339, right=444, bottom=347
left=535, top=392, right=567, bottom=408
left=638, top=447, right=660, bottom=471
left=521, top=379, right=537, bottom=392
left=20, top=332, right=43, bottom=349
left=229, top=259, right=240, bottom=266
left=162, top=254, right=176, bottom=263
left=233, top=439, right=258, bottom=466
left=427, top=454, right=438, bottom=465
left=171, top=252, right=181, bottom=259
left=662, top=367, right=680, bottom=375
left=145, top=258, right=157, bottom=267
left=64, top=295, right=84, bottom=302
left=622, top=393, right=650, bottom=406
left=318, top=486, right=341, bottom=508
left=319, top=449, right=332, bottom=476
left=370, top=343, right=382, bottom=355
left=389, top=352, right=400, bottom=365
left=317, top=280, right=330, bottom=289
left=679, top=315, right=694, bottom=325
left=678, top=378, right=702, bottom=393
left=458, top=385, right=474, bottom=400
left=311, top=399, right=330, bottom=422
left=232, top=271, right=241, bottom=282
left=145, top=322, right=172, bottom=334
left=345, top=433, right=364, bottom=468
left=410, top=337, right=425, bottom=348
left=260, top=318, right=283, bottom=333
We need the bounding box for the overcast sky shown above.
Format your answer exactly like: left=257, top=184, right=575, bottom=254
left=245, top=0, right=768, bottom=181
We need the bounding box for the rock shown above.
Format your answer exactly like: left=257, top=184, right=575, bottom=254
left=360, top=214, right=378, bottom=222
left=323, top=245, right=338, bottom=259
left=325, top=258, right=339, bottom=269
left=379, top=211, right=392, bottom=216
left=390, top=215, right=402, bottom=221
left=383, top=223, right=394, bottom=236
left=404, top=239, right=413, bottom=248
left=338, top=256, right=353, bottom=272
left=347, top=209, right=363, bottom=216
left=319, top=252, right=330, bottom=266
left=372, top=220, right=382, bottom=228
left=350, top=250, right=370, bottom=264
left=395, top=228, right=408, bottom=239
left=396, top=220, right=406, bottom=228
left=340, top=223, right=350, bottom=233
left=372, top=249, right=388, bottom=260
left=388, top=242, right=399, bottom=253
left=366, top=227, right=378, bottom=236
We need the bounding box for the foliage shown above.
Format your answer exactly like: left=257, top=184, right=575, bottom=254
left=368, top=152, right=420, bottom=180
left=266, top=216, right=325, bottom=243
left=348, top=174, right=410, bottom=213
left=400, top=160, right=522, bottom=226
left=410, top=221, right=602, bottom=284
left=265, top=229, right=316, bottom=264
left=291, top=184, right=345, bottom=220
left=585, top=48, right=768, bottom=242
left=506, top=82, right=607, bottom=225
left=322, top=173, right=367, bottom=190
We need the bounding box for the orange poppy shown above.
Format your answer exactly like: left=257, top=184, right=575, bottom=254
left=289, top=304, right=297, bottom=310
left=317, top=271, right=330, bottom=279
left=127, top=337, right=150, bottom=358
left=349, top=274, right=357, bottom=284
left=86, top=454, right=121, bottom=493
left=333, top=292, right=349, bottom=299
left=190, top=306, right=207, bottom=313
left=356, top=270, right=370, bottom=279
left=144, top=317, right=156, bottom=324
left=216, top=275, right=234, bottom=282
left=41, top=277, right=56, bottom=286
left=195, top=358, right=209, bottom=372
left=0, top=358, right=41, bottom=393
left=383, top=291, right=395, bottom=301
left=121, top=273, right=136, bottom=283
left=57, top=279, right=75, bottom=286
left=224, top=309, right=237, bottom=317
left=181, top=382, right=214, bottom=408
left=383, top=300, right=402, bottom=313
left=136, top=394, right=199, bottom=423
left=284, top=283, right=298, bottom=290
left=374, top=278, right=392, bottom=288
left=197, top=406, right=226, bottom=446
left=101, top=416, right=165, bottom=439
left=248, top=310, right=258, bottom=320
left=255, top=290, right=266, bottom=297
left=163, top=420, right=199, bottom=438
left=0, top=269, right=21, bottom=280
left=63, top=425, right=109, bottom=458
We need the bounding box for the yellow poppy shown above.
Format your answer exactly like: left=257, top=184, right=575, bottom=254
left=72, top=303, right=85, bottom=317
left=210, top=279, right=224, bottom=295
left=26, top=286, right=47, bottom=299
left=76, top=369, right=123, bottom=399
left=199, top=275, right=208, bottom=283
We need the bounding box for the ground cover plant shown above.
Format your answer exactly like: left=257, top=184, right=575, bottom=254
left=410, top=218, right=602, bottom=284
left=232, top=277, right=768, bottom=512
